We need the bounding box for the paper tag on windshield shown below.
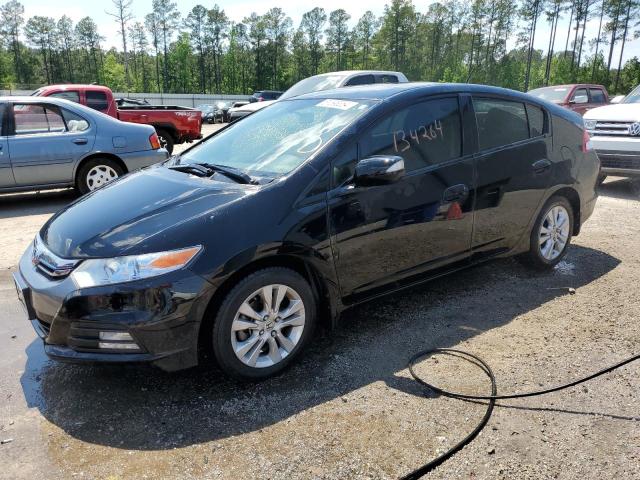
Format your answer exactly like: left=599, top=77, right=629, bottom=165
left=316, top=99, right=358, bottom=110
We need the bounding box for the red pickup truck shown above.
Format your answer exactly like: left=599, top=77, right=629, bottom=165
left=32, top=85, right=202, bottom=153
left=527, top=84, right=609, bottom=116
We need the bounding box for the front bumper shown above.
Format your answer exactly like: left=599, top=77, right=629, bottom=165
left=14, top=247, right=213, bottom=372
left=591, top=136, right=640, bottom=176
left=120, top=148, right=170, bottom=172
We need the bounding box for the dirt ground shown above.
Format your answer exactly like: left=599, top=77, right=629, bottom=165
left=0, top=151, right=639, bottom=479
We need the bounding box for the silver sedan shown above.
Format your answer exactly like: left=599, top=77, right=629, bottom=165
left=0, top=96, right=169, bottom=195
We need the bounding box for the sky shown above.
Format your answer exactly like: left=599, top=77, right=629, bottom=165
left=23, top=0, right=640, bottom=71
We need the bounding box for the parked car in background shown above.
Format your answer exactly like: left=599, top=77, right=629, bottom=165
left=0, top=97, right=168, bottom=195
left=249, top=90, right=283, bottom=102
left=13, top=83, right=598, bottom=380
left=196, top=104, right=216, bottom=124
left=584, top=84, right=640, bottom=179
left=228, top=70, right=409, bottom=121
left=528, top=84, right=609, bottom=115
left=32, top=85, right=202, bottom=154
left=610, top=95, right=625, bottom=104
left=213, top=101, right=232, bottom=123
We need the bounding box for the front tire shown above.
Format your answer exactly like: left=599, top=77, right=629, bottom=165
left=212, top=268, right=316, bottom=380
left=519, top=196, right=574, bottom=270
left=76, top=158, right=124, bottom=195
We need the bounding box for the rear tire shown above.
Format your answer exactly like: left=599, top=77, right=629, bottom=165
left=519, top=196, right=574, bottom=270
left=212, top=268, right=316, bottom=380
left=76, top=157, right=124, bottom=195
left=156, top=128, right=174, bottom=154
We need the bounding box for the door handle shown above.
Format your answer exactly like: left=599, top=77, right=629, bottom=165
left=443, top=184, right=469, bottom=202
left=72, top=138, right=88, bottom=145
left=532, top=159, right=552, bottom=174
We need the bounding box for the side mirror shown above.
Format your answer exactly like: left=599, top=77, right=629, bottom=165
left=354, top=155, right=405, bottom=187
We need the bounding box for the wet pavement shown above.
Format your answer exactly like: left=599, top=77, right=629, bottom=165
left=0, top=178, right=639, bottom=479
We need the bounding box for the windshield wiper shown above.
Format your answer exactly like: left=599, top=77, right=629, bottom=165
left=195, top=163, right=256, bottom=184
left=168, top=163, right=211, bottom=176
left=169, top=160, right=256, bottom=184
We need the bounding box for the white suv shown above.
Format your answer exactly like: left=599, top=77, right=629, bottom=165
left=584, top=85, right=640, bottom=178
left=228, top=70, right=409, bottom=122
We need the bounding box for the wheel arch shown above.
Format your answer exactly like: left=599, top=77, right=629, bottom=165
left=74, top=152, right=128, bottom=182
left=549, top=186, right=581, bottom=235
left=196, top=253, right=336, bottom=363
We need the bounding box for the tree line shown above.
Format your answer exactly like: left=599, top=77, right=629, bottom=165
left=2, top=0, right=639, bottom=95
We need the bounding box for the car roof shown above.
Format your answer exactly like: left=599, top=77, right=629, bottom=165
left=289, top=82, right=527, bottom=101
left=531, top=84, right=605, bottom=89
left=289, top=82, right=580, bottom=122
left=0, top=95, right=83, bottom=104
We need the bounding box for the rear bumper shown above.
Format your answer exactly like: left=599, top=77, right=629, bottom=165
left=14, top=247, right=214, bottom=372
left=120, top=149, right=170, bottom=172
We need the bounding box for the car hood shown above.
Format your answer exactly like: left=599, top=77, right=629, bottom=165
left=584, top=103, right=640, bottom=122
left=40, top=166, right=256, bottom=259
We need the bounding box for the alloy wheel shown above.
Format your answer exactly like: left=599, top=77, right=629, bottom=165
left=230, top=284, right=306, bottom=368
left=538, top=205, right=570, bottom=261
left=86, top=165, right=119, bottom=191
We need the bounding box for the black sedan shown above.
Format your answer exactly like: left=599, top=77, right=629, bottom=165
left=14, top=83, right=599, bottom=380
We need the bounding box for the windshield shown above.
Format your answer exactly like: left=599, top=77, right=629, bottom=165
left=622, top=85, right=640, bottom=104
left=279, top=75, right=346, bottom=101
left=528, top=86, right=569, bottom=102
left=179, top=98, right=374, bottom=176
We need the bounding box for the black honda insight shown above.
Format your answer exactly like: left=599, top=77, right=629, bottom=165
left=14, top=83, right=600, bottom=379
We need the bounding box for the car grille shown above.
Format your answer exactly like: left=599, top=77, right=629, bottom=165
left=599, top=155, right=640, bottom=170
left=590, top=121, right=639, bottom=137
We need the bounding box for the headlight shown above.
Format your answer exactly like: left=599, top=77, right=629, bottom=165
left=70, top=246, right=202, bottom=288
left=584, top=119, right=597, bottom=130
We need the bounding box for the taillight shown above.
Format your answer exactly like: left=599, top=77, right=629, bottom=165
left=258, top=97, right=264, bottom=102
left=149, top=132, right=161, bottom=150
left=582, top=130, right=593, bottom=153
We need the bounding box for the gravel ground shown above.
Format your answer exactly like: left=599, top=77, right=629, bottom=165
left=0, top=170, right=639, bottom=480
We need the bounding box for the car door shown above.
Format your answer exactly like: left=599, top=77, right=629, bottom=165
left=328, top=95, right=475, bottom=300
left=8, top=102, right=94, bottom=187
left=471, top=97, right=552, bottom=258
left=0, top=104, right=14, bottom=189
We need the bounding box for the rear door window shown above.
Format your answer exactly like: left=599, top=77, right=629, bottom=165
left=589, top=88, right=606, bottom=104
left=86, top=91, right=109, bottom=112
left=345, top=75, right=375, bottom=87
left=359, top=97, right=462, bottom=172
left=473, top=98, right=530, bottom=151
left=526, top=104, right=546, bottom=137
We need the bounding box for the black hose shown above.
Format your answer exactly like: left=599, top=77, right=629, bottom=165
left=401, top=348, right=640, bottom=479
